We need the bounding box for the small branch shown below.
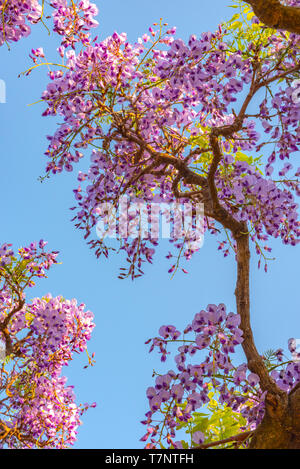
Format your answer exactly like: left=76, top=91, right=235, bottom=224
left=196, top=430, right=254, bottom=449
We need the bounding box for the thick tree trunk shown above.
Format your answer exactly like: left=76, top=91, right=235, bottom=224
left=234, top=230, right=300, bottom=449
left=234, top=229, right=279, bottom=394
left=249, top=384, right=300, bottom=448
left=244, top=0, right=300, bottom=34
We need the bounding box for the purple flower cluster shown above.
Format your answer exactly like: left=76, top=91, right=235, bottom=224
left=0, top=242, right=95, bottom=448
left=1, top=295, right=95, bottom=448
left=142, top=303, right=266, bottom=448
left=51, top=0, right=99, bottom=49
left=0, top=243, right=14, bottom=266
left=142, top=304, right=300, bottom=448
left=37, top=18, right=300, bottom=277
left=217, top=160, right=300, bottom=248
left=0, top=0, right=42, bottom=46
left=0, top=0, right=98, bottom=48
left=10, top=294, right=94, bottom=366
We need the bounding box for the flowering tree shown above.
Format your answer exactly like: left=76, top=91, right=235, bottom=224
left=0, top=0, right=98, bottom=448
left=0, top=241, right=95, bottom=448
left=2, top=0, right=300, bottom=449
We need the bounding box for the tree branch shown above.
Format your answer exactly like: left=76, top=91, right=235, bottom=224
left=207, top=131, right=282, bottom=394
left=234, top=231, right=282, bottom=395
left=196, top=430, right=254, bottom=449
left=208, top=133, right=245, bottom=236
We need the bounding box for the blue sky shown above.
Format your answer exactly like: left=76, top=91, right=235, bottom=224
left=0, top=0, right=299, bottom=449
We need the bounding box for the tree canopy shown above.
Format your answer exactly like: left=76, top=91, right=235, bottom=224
left=1, top=0, right=300, bottom=449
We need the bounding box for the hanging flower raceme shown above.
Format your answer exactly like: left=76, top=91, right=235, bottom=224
left=142, top=303, right=300, bottom=449
left=0, top=0, right=99, bottom=48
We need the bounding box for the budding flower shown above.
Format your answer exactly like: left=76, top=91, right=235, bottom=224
left=31, top=47, right=45, bottom=58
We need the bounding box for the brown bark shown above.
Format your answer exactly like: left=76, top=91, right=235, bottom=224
left=234, top=232, right=281, bottom=395
left=233, top=228, right=300, bottom=449
left=244, top=0, right=300, bottom=34
left=249, top=385, right=300, bottom=448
